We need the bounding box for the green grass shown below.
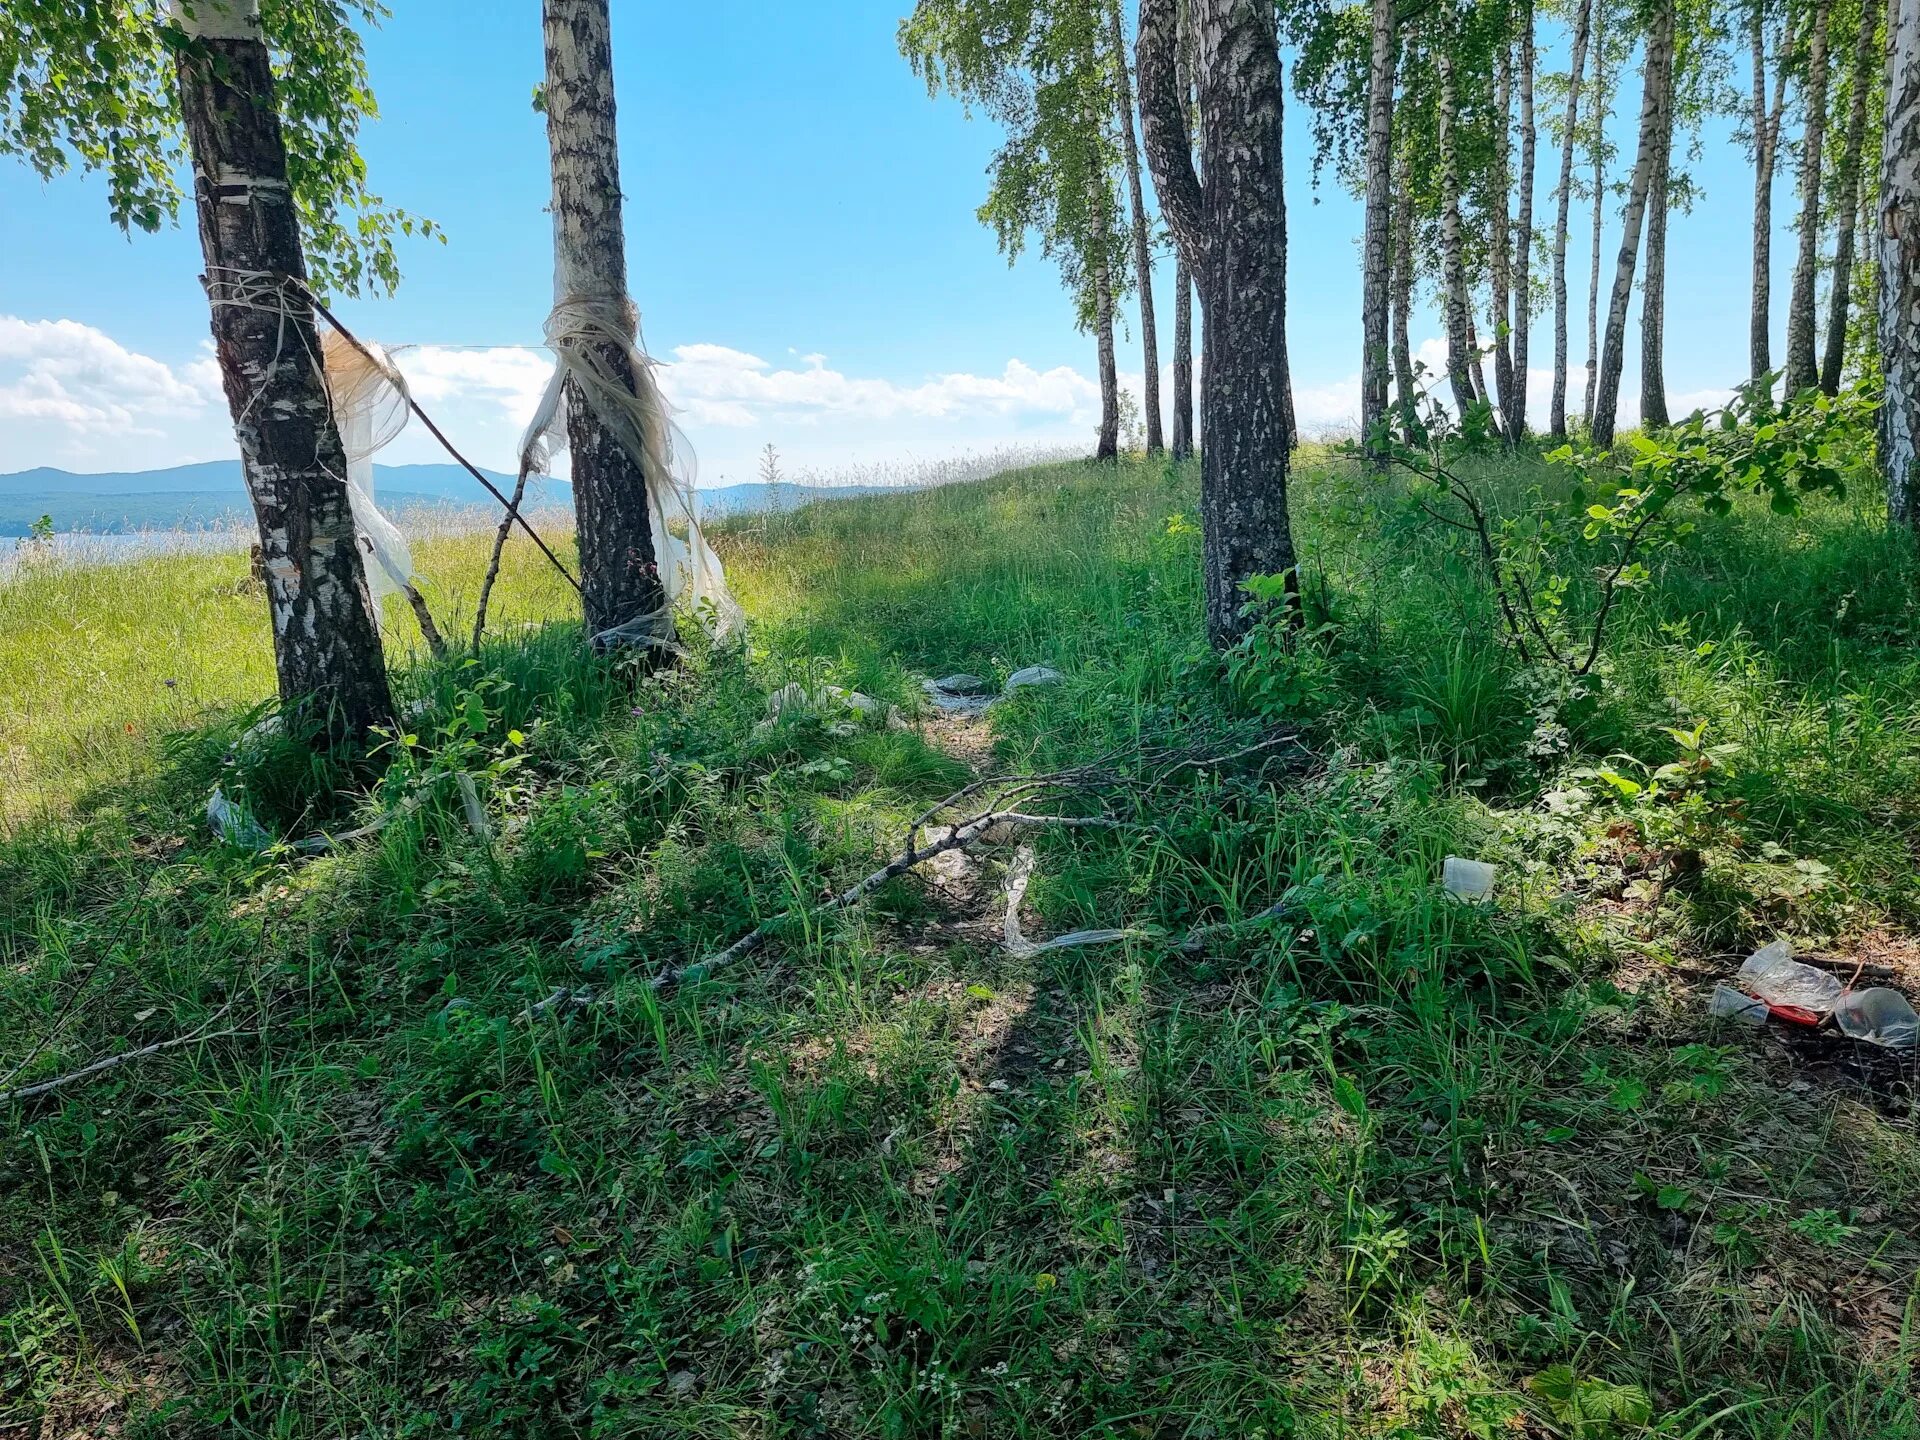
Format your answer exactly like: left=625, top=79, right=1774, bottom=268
left=3, top=453, right=1918, bottom=1437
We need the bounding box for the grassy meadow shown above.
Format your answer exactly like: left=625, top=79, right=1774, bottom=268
left=3, top=451, right=1919, bottom=1437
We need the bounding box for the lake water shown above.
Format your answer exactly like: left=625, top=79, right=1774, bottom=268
left=0, top=529, right=249, bottom=573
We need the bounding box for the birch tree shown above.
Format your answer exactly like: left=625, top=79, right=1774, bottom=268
left=1819, top=0, right=1880, bottom=395
left=1548, top=0, right=1594, bottom=439
left=1745, top=2, right=1791, bottom=380
left=902, top=0, right=1130, bottom=461
left=1171, top=0, right=1198, bottom=460
left=1436, top=50, right=1481, bottom=418
left=1507, top=0, right=1538, bottom=440
left=1391, top=136, right=1421, bottom=437
left=541, top=0, right=670, bottom=636
left=1106, top=0, right=1164, bottom=452
left=1582, top=0, right=1614, bottom=428
left=1592, top=0, right=1672, bottom=447
left=1638, top=54, right=1673, bottom=431
left=1139, top=0, right=1299, bottom=646
left=1490, top=37, right=1517, bottom=433
left=1783, top=0, right=1833, bottom=395
left=0, top=0, right=432, bottom=739
left=1360, top=0, right=1399, bottom=462
left=1883, top=0, right=1920, bottom=526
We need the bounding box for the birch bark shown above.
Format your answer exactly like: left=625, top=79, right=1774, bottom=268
left=171, top=0, right=392, bottom=738
left=542, top=0, right=666, bottom=637
left=1882, top=0, right=1920, bottom=526
left=1138, top=0, right=1296, bottom=647
left=1784, top=0, right=1834, bottom=395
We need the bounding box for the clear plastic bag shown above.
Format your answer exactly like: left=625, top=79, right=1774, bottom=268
left=1832, top=987, right=1919, bottom=1049
left=1736, top=939, right=1842, bottom=1014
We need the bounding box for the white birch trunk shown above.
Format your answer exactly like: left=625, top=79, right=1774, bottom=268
left=1785, top=0, right=1833, bottom=395
left=1107, top=0, right=1163, bottom=453
left=1883, top=0, right=1920, bottom=526
left=171, top=0, right=392, bottom=737
left=1438, top=52, right=1479, bottom=418
left=1550, top=0, right=1592, bottom=440
left=1509, top=0, right=1537, bottom=441
left=1592, top=0, right=1670, bottom=447
left=1360, top=0, right=1397, bottom=462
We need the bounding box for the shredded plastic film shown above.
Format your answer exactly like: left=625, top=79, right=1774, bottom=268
left=517, top=293, right=742, bottom=649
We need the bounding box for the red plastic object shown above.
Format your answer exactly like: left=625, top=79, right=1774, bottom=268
left=1764, top=1002, right=1825, bottom=1027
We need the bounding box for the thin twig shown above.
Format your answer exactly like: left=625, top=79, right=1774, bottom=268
left=652, top=808, right=1136, bottom=993
left=304, top=290, right=583, bottom=595
left=0, top=1009, right=244, bottom=1108
left=472, top=458, right=535, bottom=651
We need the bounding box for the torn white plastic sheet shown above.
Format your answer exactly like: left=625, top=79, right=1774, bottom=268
left=321, top=332, right=418, bottom=604
left=1001, top=845, right=1143, bottom=958
left=517, top=291, right=742, bottom=648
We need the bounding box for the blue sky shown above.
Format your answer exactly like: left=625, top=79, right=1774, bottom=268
left=1, top=0, right=1789, bottom=488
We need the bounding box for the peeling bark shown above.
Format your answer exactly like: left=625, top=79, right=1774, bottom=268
left=542, top=0, right=665, bottom=637
left=170, top=0, right=392, bottom=739
left=1139, top=0, right=1296, bottom=648
left=1883, top=0, right=1920, bottom=526
left=1785, top=0, right=1833, bottom=395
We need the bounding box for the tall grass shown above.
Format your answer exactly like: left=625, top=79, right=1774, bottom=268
left=2, top=452, right=1917, bottom=1438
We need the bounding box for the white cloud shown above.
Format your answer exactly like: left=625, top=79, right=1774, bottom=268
left=395, top=345, right=555, bottom=435
left=0, top=316, right=221, bottom=437
left=654, top=344, right=1103, bottom=429
left=0, top=313, right=1746, bottom=487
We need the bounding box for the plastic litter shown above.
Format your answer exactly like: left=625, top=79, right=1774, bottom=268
left=1002, top=665, right=1065, bottom=695
left=207, top=787, right=272, bottom=852
left=1709, top=984, right=1768, bottom=1025
left=932, top=674, right=991, bottom=696
left=1001, top=845, right=1143, bottom=957
left=764, top=683, right=907, bottom=734
left=1441, top=856, right=1498, bottom=902
left=1832, top=987, right=1919, bottom=1050
left=1736, top=939, right=1843, bottom=1015
left=923, top=674, right=996, bottom=716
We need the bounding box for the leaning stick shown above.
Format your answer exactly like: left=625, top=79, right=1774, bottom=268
left=0, top=1012, right=243, bottom=1108
left=304, top=291, right=583, bottom=595
left=472, top=457, right=535, bottom=651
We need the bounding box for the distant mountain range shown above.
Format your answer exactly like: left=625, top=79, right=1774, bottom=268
left=0, top=462, right=905, bottom=535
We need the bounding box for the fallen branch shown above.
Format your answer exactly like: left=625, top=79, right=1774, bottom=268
left=904, top=730, right=1305, bottom=855
left=0, top=1009, right=243, bottom=1108
left=403, top=581, right=450, bottom=660
left=653, top=808, right=1122, bottom=992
